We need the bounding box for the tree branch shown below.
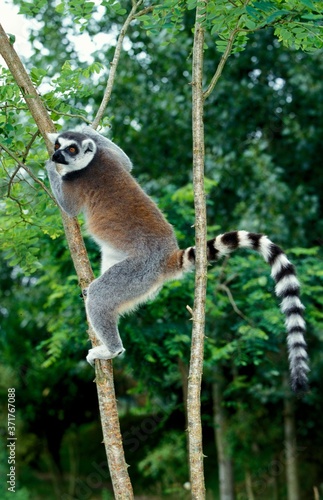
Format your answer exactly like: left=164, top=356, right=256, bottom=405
left=92, top=0, right=143, bottom=129
left=133, top=5, right=155, bottom=18
left=46, top=106, right=92, bottom=123
left=0, top=140, right=57, bottom=203
left=0, top=24, right=56, bottom=148
left=203, top=0, right=251, bottom=100
left=188, top=2, right=208, bottom=497
left=203, top=28, right=240, bottom=100
left=217, top=283, right=252, bottom=324
left=0, top=23, right=134, bottom=499
left=22, top=130, right=40, bottom=163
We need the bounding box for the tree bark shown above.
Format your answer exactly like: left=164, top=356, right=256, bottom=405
left=212, top=381, right=235, bottom=500
left=43, top=438, right=64, bottom=499
left=178, top=357, right=189, bottom=426
left=0, top=23, right=134, bottom=499
left=244, top=470, right=255, bottom=500
left=92, top=0, right=143, bottom=128
left=187, top=4, right=208, bottom=498
left=283, top=375, right=300, bottom=500
left=187, top=6, right=244, bottom=496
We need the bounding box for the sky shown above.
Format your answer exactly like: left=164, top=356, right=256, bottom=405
left=1, top=1, right=35, bottom=59
left=0, top=0, right=119, bottom=66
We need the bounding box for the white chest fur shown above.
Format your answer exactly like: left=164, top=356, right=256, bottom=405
left=93, top=238, right=128, bottom=274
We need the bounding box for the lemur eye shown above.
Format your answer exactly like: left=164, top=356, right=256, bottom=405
left=54, top=143, right=60, bottom=150
left=69, top=146, right=76, bottom=154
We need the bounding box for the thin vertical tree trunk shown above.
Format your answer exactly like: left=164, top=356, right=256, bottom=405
left=188, top=7, right=242, bottom=495
left=313, top=486, right=319, bottom=500
left=212, top=381, right=235, bottom=500
left=284, top=375, right=300, bottom=500
left=244, top=470, right=255, bottom=500
left=178, top=357, right=189, bottom=425
left=43, top=439, right=64, bottom=498
left=67, top=431, right=79, bottom=497
left=0, top=23, right=134, bottom=499
left=188, top=3, right=208, bottom=498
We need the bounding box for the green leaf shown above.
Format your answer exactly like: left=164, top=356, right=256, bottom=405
left=55, top=2, right=65, bottom=14
left=8, top=33, right=16, bottom=45
left=245, top=5, right=260, bottom=19
left=264, top=10, right=290, bottom=25
left=299, top=0, right=316, bottom=9
left=145, top=354, right=157, bottom=363
left=243, top=17, right=257, bottom=30
left=253, top=1, right=275, bottom=14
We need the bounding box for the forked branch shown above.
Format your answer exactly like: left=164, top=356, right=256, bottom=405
left=92, top=0, right=143, bottom=129
left=0, top=140, right=56, bottom=203
left=204, top=0, right=250, bottom=100
left=0, top=22, right=134, bottom=499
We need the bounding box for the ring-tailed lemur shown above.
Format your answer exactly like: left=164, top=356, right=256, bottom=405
left=46, top=127, right=309, bottom=394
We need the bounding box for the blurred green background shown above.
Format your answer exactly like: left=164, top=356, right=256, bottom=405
left=0, top=0, right=322, bottom=498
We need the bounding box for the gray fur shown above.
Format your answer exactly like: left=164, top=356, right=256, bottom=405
left=85, top=255, right=164, bottom=364
left=46, top=159, right=81, bottom=216
left=81, top=126, right=133, bottom=172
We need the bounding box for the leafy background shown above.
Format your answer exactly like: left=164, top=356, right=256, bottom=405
left=0, top=0, right=323, bottom=498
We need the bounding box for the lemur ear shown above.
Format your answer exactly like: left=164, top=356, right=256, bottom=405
left=47, top=133, right=59, bottom=144
left=82, top=138, right=96, bottom=154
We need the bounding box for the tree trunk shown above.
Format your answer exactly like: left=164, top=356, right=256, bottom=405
left=0, top=23, right=133, bottom=499
left=66, top=431, right=79, bottom=496
left=212, top=381, right=235, bottom=500
left=284, top=376, right=300, bottom=500
left=244, top=470, right=255, bottom=500
left=188, top=5, right=240, bottom=497
left=43, top=439, right=64, bottom=499
left=188, top=3, right=208, bottom=498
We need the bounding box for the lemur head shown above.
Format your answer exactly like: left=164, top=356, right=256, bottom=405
left=48, top=131, right=97, bottom=173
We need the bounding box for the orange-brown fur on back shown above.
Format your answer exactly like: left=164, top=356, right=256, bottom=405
left=62, top=149, right=177, bottom=255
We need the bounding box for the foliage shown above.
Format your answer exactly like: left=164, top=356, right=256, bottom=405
left=138, top=431, right=189, bottom=494
left=205, top=246, right=323, bottom=387
left=137, top=0, right=323, bottom=53
left=1, top=0, right=323, bottom=497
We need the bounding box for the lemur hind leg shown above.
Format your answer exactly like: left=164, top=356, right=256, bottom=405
left=85, top=312, right=124, bottom=365
left=85, top=256, right=162, bottom=365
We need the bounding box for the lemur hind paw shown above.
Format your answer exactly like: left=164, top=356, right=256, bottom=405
left=86, top=345, right=125, bottom=366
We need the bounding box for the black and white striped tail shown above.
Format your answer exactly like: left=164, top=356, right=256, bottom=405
left=182, top=230, right=309, bottom=394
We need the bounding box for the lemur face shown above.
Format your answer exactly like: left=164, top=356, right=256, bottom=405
left=48, top=132, right=97, bottom=173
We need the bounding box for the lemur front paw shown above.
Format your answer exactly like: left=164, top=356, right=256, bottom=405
left=86, top=345, right=125, bottom=366
left=80, top=287, right=88, bottom=299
